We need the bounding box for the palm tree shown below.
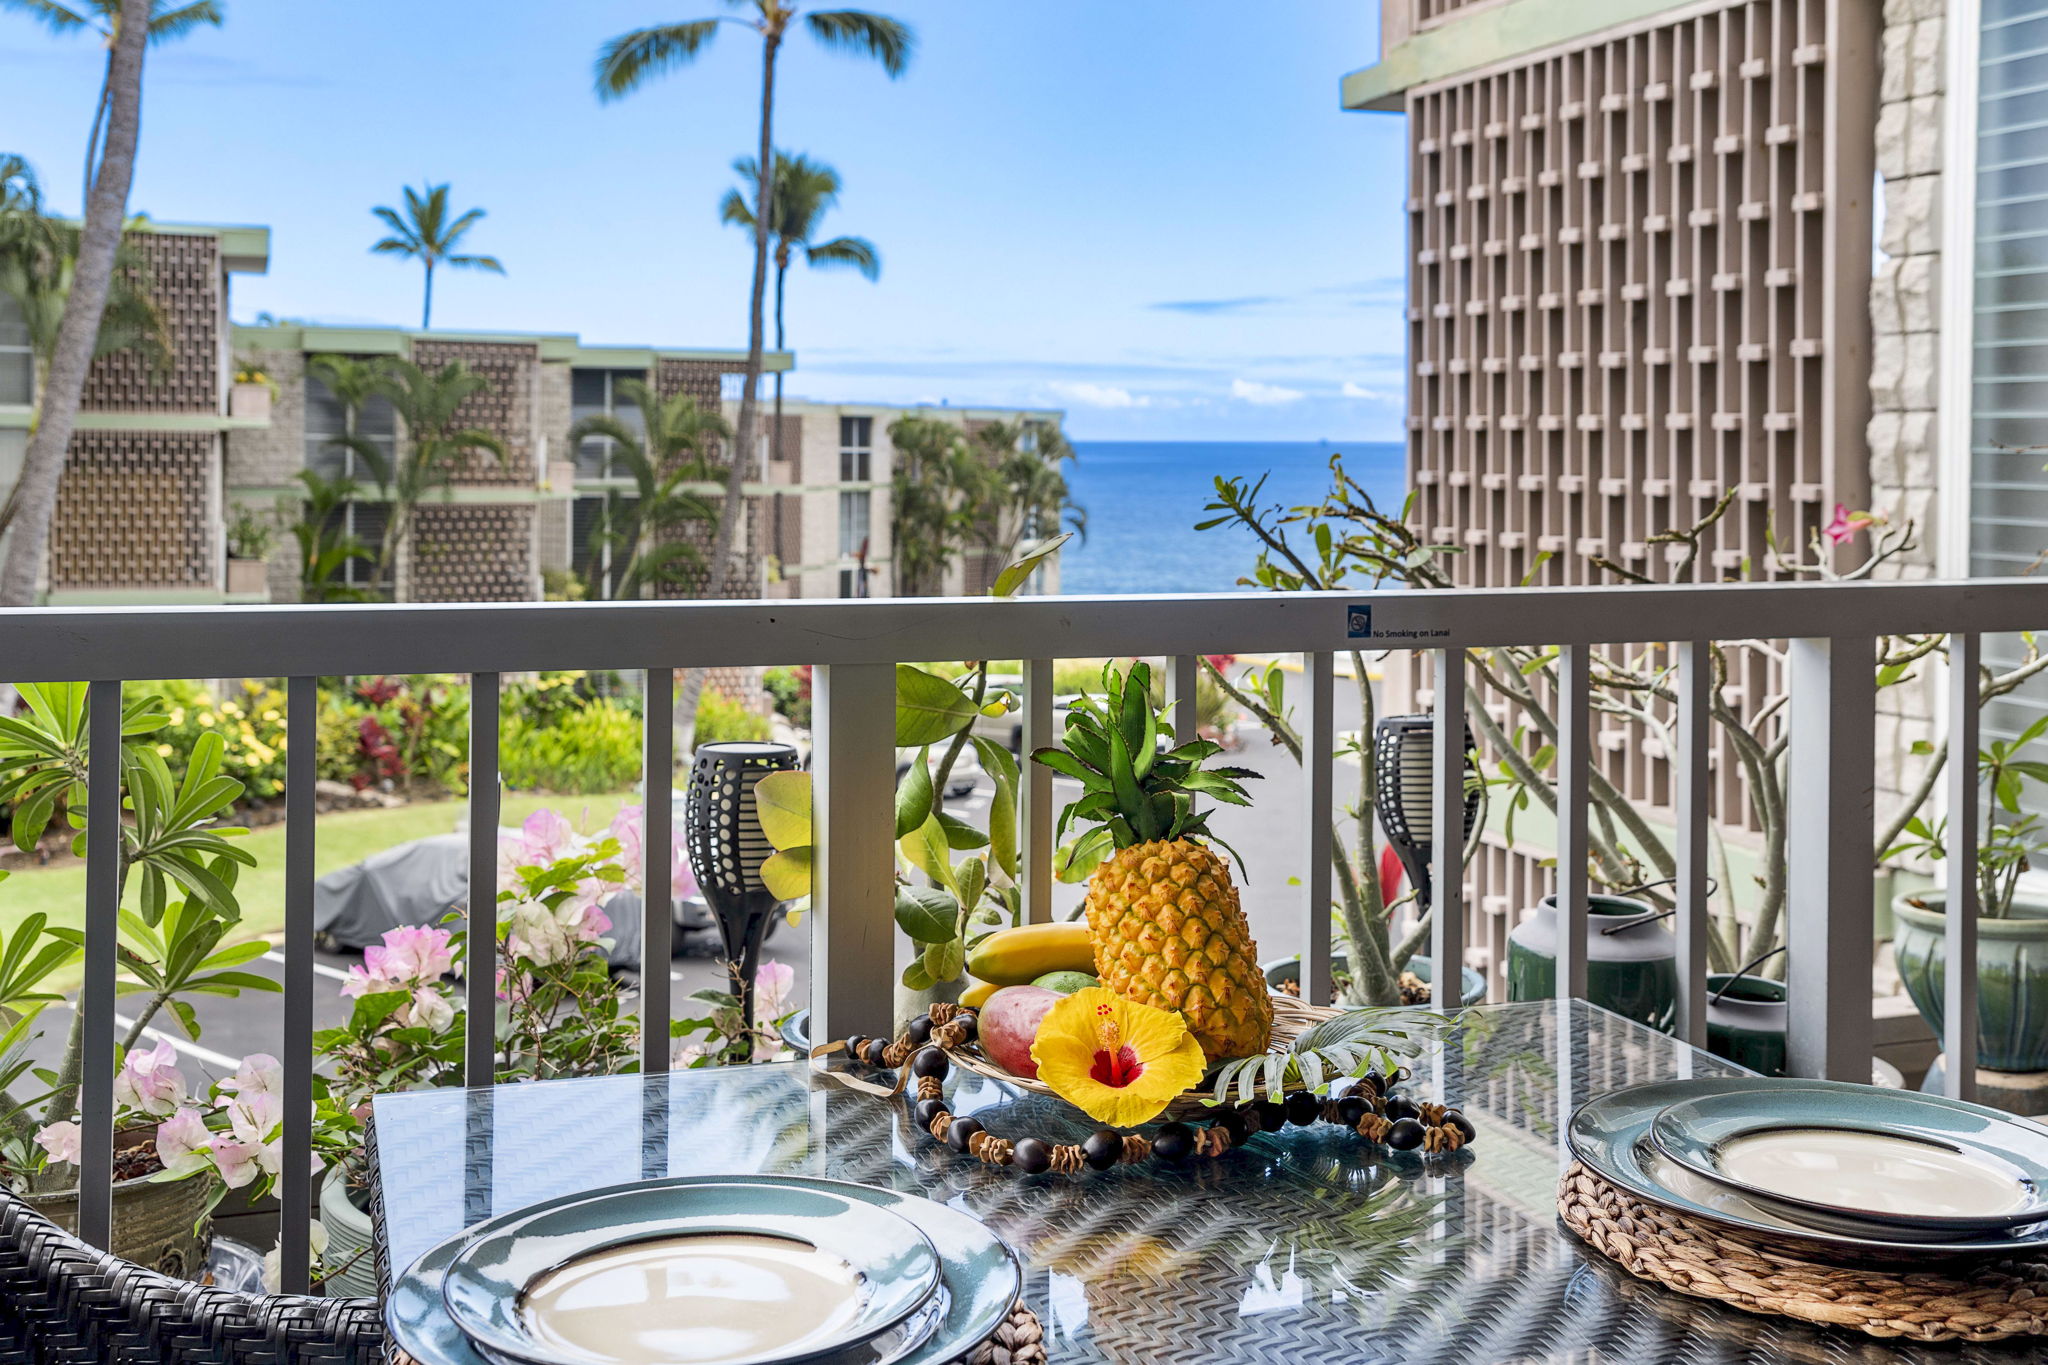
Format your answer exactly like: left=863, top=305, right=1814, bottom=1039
left=335, top=358, right=506, bottom=588
left=965, top=420, right=1085, bottom=572
left=596, top=5, right=909, bottom=615
left=0, top=0, right=159, bottom=607
left=597, top=4, right=908, bottom=747
left=719, top=151, right=879, bottom=467
left=0, top=0, right=220, bottom=202
left=369, top=183, right=504, bottom=330
left=568, top=378, right=730, bottom=598
left=888, top=414, right=977, bottom=596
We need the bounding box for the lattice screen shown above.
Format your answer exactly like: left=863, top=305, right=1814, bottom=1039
left=407, top=505, right=534, bottom=602
left=1395, top=0, right=1875, bottom=987
left=654, top=358, right=732, bottom=411
left=1407, top=0, right=1867, bottom=589
left=80, top=233, right=219, bottom=414
left=49, top=431, right=212, bottom=588
left=411, top=339, right=535, bottom=488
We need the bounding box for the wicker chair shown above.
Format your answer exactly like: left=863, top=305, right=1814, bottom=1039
left=0, top=1189, right=383, bottom=1364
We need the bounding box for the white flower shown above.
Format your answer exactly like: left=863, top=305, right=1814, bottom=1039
left=406, top=985, right=454, bottom=1035
left=505, top=900, right=572, bottom=967
left=154, top=1108, right=213, bottom=1176
left=34, top=1120, right=80, bottom=1167
left=262, top=1221, right=328, bottom=1294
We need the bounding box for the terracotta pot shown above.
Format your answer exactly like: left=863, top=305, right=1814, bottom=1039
left=22, top=1127, right=213, bottom=1281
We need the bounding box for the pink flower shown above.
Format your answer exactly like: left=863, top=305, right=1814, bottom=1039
left=514, top=808, right=580, bottom=869
left=1823, top=503, right=1868, bottom=545
left=209, top=1136, right=264, bottom=1189
left=399, top=985, right=454, bottom=1034
left=113, top=1040, right=187, bottom=1118
left=338, top=964, right=383, bottom=1000
left=610, top=805, right=645, bottom=883
left=672, top=1040, right=708, bottom=1068
left=154, top=1108, right=212, bottom=1176
left=672, top=842, right=698, bottom=904
left=35, top=1120, right=80, bottom=1167
left=217, top=1054, right=282, bottom=1102
left=363, top=926, right=454, bottom=986
left=754, top=960, right=795, bottom=1023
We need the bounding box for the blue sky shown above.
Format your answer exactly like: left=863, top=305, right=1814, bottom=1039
left=0, top=2, right=1407, bottom=441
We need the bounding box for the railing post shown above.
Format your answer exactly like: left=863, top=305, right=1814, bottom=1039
left=1019, top=658, right=1055, bottom=924
left=1431, top=649, right=1467, bottom=1006
left=813, top=662, right=897, bottom=1040
left=1944, top=633, right=1981, bottom=1101
left=1166, top=654, right=1200, bottom=753
left=1674, top=640, right=1713, bottom=1048
left=640, top=670, right=675, bottom=1075
left=1554, top=644, right=1592, bottom=1001
left=1786, top=637, right=1875, bottom=1081
left=466, top=673, right=500, bottom=1087
left=278, top=676, right=317, bottom=1292
left=77, top=679, right=121, bottom=1250
left=1301, top=652, right=1335, bottom=1007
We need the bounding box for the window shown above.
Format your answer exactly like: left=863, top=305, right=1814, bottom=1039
left=1971, top=0, right=2048, bottom=802
left=839, top=568, right=856, bottom=598
left=572, top=493, right=641, bottom=599
left=838, top=490, right=871, bottom=558
left=838, top=415, right=872, bottom=482
left=303, top=366, right=398, bottom=591
left=0, top=291, right=31, bottom=406
left=570, top=369, right=646, bottom=479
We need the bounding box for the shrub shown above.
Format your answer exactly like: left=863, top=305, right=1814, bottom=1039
left=695, top=688, right=771, bottom=745
left=316, top=675, right=469, bottom=794
left=761, top=666, right=810, bottom=729
left=139, top=678, right=290, bottom=799
left=501, top=696, right=642, bottom=794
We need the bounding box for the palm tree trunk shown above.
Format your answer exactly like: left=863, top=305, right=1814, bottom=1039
left=0, top=1, right=150, bottom=608
left=681, top=22, right=780, bottom=754
left=422, top=260, right=435, bottom=330
left=772, top=259, right=788, bottom=471
left=81, top=77, right=109, bottom=206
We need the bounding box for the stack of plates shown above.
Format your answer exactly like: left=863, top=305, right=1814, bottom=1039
left=386, top=1176, right=1023, bottom=1365
left=1569, top=1076, right=2048, bottom=1262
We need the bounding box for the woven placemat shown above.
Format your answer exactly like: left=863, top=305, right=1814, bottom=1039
left=389, top=1302, right=1046, bottom=1365
left=1558, top=1161, right=2048, bottom=1344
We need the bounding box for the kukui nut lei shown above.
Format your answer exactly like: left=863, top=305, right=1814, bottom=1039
left=832, top=1004, right=1478, bottom=1175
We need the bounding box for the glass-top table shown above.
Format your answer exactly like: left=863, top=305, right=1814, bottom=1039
left=369, top=999, right=2040, bottom=1363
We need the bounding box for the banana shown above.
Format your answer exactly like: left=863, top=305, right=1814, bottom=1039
left=965, top=921, right=1095, bottom=985
left=960, top=977, right=1001, bottom=1010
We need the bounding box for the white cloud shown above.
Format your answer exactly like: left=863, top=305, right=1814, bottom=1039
left=1048, top=381, right=1150, bottom=409
left=1230, top=378, right=1305, bottom=406
left=1342, top=381, right=1393, bottom=401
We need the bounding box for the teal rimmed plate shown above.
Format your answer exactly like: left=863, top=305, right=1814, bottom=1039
left=388, top=1177, right=1022, bottom=1365
left=1648, top=1083, right=2048, bottom=1239
left=1569, top=1078, right=2048, bottom=1264
left=441, top=1180, right=939, bottom=1365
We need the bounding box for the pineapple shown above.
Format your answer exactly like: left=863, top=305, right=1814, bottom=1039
left=1031, top=662, right=1272, bottom=1060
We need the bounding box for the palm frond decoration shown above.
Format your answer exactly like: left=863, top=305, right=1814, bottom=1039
left=1208, top=1007, right=1460, bottom=1107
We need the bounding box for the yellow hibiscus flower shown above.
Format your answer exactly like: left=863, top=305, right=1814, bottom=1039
left=1031, top=987, right=1207, bottom=1128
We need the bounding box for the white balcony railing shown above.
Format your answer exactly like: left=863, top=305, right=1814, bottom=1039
left=3, top=577, right=2042, bottom=1288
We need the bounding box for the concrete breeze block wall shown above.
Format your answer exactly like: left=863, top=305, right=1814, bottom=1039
left=1870, top=0, right=1946, bottom=842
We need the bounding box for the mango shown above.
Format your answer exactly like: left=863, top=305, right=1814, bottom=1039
left=960, top=977, right=1000, bottom=1010
left=1032, top=970, right=1098, bottom=995
left=966, top=921, right=1094, bottom=985
left=979, top=986, right=1061, bottom=1079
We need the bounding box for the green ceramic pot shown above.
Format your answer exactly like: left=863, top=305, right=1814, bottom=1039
left=1704, top=972, right=1787, bottom=1077
left=1261, top=953, right=1487, bottom=1007
left=1892, top=891, right=2048, bottom=1073
left=1506, top=894, right=1679, bottom=1034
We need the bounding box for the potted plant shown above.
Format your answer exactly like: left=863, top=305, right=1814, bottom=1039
left=225, top=505, right=274, bottom=597
left=1886, top=717, right=2048, bottom=1072
left=230, top=358, right=276, bottom=422
left=0, top=684, right=278, bottom=1276
left=751, top=536, right=1069, bottom=1017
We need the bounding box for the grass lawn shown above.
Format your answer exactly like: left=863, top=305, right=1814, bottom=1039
left=0, top=791, right=635, bottom=975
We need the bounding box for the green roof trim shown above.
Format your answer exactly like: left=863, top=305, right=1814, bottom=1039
left=0, top=409, right=267, bottom=433
left=229, top=324, right=789, bottom=372
left=1341, top=0, right=1691, bottom=108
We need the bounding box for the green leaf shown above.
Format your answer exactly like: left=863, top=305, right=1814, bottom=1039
left=1055, top=827, right=1113, bottom=883
left=11, top=787, right=53, bottom=855
left=894, top=887, right=959, bottom=943
left=760, top=848, right=812, bottom=901
left=924, top=937, right=965, bottom=983
left=955, top=856, right=988, bottom=914
left=752, top=770, right=812, bottom=851
left=896, top=665, right=978, bottom=746
left=989, top=533, right=1072, bottom=598
left=937, top=813, right=989, bottom=850
left=901, top=959, right=935, bottom=991
left=899, top=812, right=957, bottom=894
left=895, top=747, right=935, bottom=840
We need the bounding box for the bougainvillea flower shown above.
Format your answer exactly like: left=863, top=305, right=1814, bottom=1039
left=1823, top=503, right=1871, bottom=545
left=35, top=1120, right=80, bottom=1167
left=113, top=1039, right=187, bottom=1117
left=1031, top=987, right=1207, bottom=1127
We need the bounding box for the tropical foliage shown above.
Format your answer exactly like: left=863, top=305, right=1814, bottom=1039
left=368, top=182, right=504, bottom=329
left=889, top=414, right=1082, bottom=596
left=568, top=379, right=730, bottom=599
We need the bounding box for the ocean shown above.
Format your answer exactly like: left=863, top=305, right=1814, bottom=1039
left=1057, top=440, right=1407, bottom=596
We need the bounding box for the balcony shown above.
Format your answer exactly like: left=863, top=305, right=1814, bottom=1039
left=0, top=579, right=2038, bottom=1355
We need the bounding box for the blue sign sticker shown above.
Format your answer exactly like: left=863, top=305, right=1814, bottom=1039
left=1347, top=605, right=1372, bottom=639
